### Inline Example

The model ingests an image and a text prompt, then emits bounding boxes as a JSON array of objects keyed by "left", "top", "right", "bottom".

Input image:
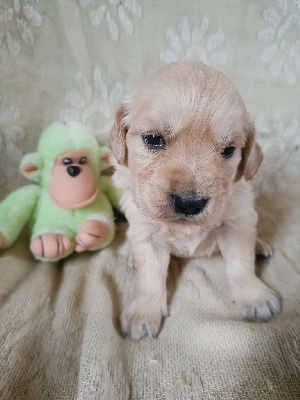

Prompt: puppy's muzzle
[{"left": 170, "top": 193, "right": 208, "bottom": 217}]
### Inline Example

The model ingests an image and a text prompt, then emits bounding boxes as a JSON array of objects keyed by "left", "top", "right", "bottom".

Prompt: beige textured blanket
[{"left": 0, "top": 1, "right": 299, "bottom": 399}]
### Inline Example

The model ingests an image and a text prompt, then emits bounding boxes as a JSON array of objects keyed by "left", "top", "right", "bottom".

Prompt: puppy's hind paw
[
  {"left": 121, "top": 297, "right": 167, "bottom": 340},
  {"left": 255, "top": 237, "right": 273, "bottom": 258}
]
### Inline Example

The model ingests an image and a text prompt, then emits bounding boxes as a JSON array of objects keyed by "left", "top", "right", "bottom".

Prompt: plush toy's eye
[
  {"left": 143, "top": 134, "right": 165, "bottom": 149},
  {"left": 63, "top": 158, "right": 72, "bottom": 165},
  {"left": 79, "top": 157, "right": 87, "bottom": 165},
  {"left": 221, "top": 146, "right": 235, "bottom": 158}
]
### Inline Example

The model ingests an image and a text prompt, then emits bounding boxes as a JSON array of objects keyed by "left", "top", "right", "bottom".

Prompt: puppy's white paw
[
  {"left": 243, "top": 293, "right": 280, "bottom": 321},
  {"left": 255, "top": 237, "right": 273, "bottom": 258},
  {"left": 121, "top": 296, "right": 168, "bottom": 340},
  {"left": 232, "top": 279, "right": 281, "bottom": 322}
]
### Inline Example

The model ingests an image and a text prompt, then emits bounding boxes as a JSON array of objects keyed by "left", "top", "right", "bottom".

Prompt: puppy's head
[{"left": 110, "top": 61, "right": 262, "bottom": 225}]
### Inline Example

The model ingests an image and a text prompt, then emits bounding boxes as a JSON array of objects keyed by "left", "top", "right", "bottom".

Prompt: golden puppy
[{"left": 110, "top": 61, "right": 280, "bottom": 340}]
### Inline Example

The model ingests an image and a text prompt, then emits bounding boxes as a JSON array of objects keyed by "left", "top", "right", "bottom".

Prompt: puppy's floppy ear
[
  {"left": 236, "top": 120, "right": 263, "bottom": 181},
  {"left": 110, "top": 99, "right": 130, "bottom": 165}
]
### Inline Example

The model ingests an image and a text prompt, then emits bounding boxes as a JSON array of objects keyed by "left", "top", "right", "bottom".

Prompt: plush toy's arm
[
  {"left": 98, "top": 176, "right": 123, "bottom": 212},
  {"left": 0, "top": 185, "right": 41, "bottom": 249}
]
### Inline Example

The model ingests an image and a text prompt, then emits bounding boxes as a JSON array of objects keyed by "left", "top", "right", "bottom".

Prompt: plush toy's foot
[
  {"left": 30, "top": 233, "right": 75, "bottom": 261},
  {"left": 76, "top": 220, "right": 108, "bottom": 252},
  {"left": 0, "top": 232, "right": 5, "bottom": 249}
]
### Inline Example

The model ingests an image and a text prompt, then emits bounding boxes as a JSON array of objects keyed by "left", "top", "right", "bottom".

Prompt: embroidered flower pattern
[
  {"left": 60, "top": 68, "right": 123, "bottom": 141},
  {"left": 78, "top": 0, "right": 142, "bottom": 40},
  {"left": 0, "top": 0, "right": 42, "bottom": 56},
  {"left": 255, "top": 110, "right": 300, "bottom": 198},
  {"left": 257, "top": 0, "right": 300, "bottom": 85},
  {"left": 0, "top": 95, "right": 24, "bottom": 188},
  {"left": 160, "top": 17, "right": 228, "bottom": 67}
]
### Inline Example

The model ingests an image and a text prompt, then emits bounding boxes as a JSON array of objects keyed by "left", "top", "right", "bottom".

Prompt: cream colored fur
[{"left": 110, "top": 61, "right": 280, "bottom": 340}]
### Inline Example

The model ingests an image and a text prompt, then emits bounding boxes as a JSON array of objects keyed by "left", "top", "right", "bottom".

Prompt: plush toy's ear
[
  {"left": 98, "top": 146, "right": 112, "bottom": 172},
  {"left": 235, "top": 120, "right": 263, "bottom": 181},
  {"left": 110, "top": 99, "right": 130, "bottom": 165},
  {"left": 20, "top": 152, "right": 43, "bottom": 182}
]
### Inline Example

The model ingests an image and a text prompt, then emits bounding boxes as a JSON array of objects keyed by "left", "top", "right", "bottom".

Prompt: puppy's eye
[
  {"left": 79, "top": 157, "right": 87, "bottom": 165},
  {"left": 221, "top": 146, "right": 235, "bottom": 158},
  {"left": 63, "top": 158, "right": 72, "bottom": 165},
  {"left": 143, "top": 134, "right": 165, "bottom": 149}
]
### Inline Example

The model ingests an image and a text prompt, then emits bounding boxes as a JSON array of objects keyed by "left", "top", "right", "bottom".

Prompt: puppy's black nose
[
  {"left": 67, "top": 165, "right": 81, "bottom": 177},
  {"left": 171, "top": 193, "right": 208, "bottom": 216}
]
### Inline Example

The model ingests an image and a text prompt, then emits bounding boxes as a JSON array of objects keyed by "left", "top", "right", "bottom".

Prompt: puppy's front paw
[
  {"left": 232, "top": 279, "right": 281, "bottom": 322},
  {"left": 121, "top": 296, "right": 168, "bottom": 340},
  {"left": 243, "top": 292, "right": 280, "bottom": 321}
]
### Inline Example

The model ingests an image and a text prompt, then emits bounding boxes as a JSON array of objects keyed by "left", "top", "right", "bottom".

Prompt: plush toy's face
[
  {"left": 20, "top": 121, "right": 112, "bottom": 210},
  {"left": 50, "top": 150, "right": 98, "bottom": 209}
]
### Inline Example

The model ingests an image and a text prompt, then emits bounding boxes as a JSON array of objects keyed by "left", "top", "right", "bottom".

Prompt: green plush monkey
[{"left": 0, "top": 121, "right": 123, "bottom": 261}]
